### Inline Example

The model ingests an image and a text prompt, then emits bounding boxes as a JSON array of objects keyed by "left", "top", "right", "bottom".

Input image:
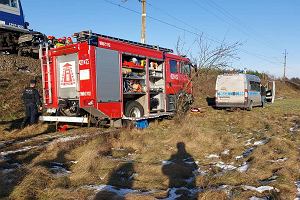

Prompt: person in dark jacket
[
  {"left": 21, "top": 80, "right": 42, "bottom": 128},
  {"left": 261, "top": 84, "right": 267, "bottom": 106}
]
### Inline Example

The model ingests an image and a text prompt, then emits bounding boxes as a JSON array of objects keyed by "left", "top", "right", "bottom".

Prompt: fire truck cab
[{"left": 39, "top": 31, "right": 193, "bottom": 127}]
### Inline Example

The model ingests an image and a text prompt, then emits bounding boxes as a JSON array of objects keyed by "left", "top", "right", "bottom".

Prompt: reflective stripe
[{"left": 217, "top": 91, "right": 245, "bottom": 96}]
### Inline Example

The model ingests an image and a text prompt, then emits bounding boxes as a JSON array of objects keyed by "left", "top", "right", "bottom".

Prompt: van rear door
[{"left": 216, "top": 75, "right": 245, "bottom": 104}]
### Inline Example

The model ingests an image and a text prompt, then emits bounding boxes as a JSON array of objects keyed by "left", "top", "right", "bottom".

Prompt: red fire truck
[{"left": 39, "top": 31, "right": 194, "bottom": 127}]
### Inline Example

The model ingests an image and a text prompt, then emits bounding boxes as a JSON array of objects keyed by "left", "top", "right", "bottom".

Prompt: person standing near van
[
  {"left": 261, "top": 85, "right": 267, "bottom": 106},
  {"left": 21, "top": 80, "right": 42, "bottom": 128}
]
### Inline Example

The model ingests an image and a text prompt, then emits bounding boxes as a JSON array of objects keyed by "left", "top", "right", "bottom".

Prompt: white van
[{"left": 215, "top": 74, "right": 263, "bottom": 110}]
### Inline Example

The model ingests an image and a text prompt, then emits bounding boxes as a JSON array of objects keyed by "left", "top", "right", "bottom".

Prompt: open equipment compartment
[
  {"left": 148, "top": 58, "right": 165, "bottom": 112},
  {"left": 121, "top": 53, "right": 149, "bottom": 118}
]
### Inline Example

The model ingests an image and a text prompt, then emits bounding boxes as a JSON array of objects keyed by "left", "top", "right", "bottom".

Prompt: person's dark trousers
[{"left": 22, "top": 103, "right": 38, "bottom": 128}]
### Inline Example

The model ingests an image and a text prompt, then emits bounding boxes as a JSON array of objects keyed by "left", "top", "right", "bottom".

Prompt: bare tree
[
  {"left": 175, "top": 34, "right": 242, "bottom": 104},
  {"left": 191, "top": 34, "right": 241, "bottom": 70}
]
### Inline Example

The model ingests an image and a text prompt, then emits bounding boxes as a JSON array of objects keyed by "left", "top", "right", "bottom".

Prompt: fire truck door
[
  {"left": 56, "top": 53, "right": 79, "bottom": 99},
  {"left": 179, "top": 62, "right": 191, "bottom": 92}
]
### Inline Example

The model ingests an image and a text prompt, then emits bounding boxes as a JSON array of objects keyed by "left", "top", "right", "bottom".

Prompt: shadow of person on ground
[
  {"left": 2, "top": 118, "right": 24, "bottom": 131},
  {"left": 162, "top": 142, "right": 199, "bottom": 200},
  {"left": 94, "top": 162, "right": 135, "bottom": 200}
]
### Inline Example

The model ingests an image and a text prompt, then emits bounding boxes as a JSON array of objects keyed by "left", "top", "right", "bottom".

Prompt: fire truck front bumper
[{"left": 39, "top": 116, "right": 89, "bottom": 123}]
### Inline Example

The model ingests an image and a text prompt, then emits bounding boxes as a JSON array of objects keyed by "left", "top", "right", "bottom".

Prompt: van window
[
  {"left": 170, "top": 60, "right": 177, "bottom": 73},
  {"left": 250, "top": 81, "right": 260, "bottom": 91},
  {"left": 180, "top": 62, "right": 191, "bottom": 76}
]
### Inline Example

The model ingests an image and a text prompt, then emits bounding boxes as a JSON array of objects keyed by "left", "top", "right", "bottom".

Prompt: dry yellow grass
[{"left": 1, "top": 67, "right": 299, "bottom": 200}]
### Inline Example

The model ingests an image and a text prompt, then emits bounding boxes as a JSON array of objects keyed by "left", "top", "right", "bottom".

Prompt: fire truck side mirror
[
  {"left": 192, "top": 65, "right": 198, "bottom": 77},
  {"left": 88, "top": 36, "right": 98, "bottom": 46}
]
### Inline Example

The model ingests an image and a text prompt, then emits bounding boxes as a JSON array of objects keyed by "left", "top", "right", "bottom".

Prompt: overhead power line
[
  {"left": 103, "top": 0, "right": 281, "bottom": 65},
  {"left": 192, "top": 0, "right": 280, "bottom": 54}
]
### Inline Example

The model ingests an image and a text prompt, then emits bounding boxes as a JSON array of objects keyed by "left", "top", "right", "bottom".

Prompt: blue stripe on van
[
  {"left": 248, "top": 91, "right": 260, "bottom": 96},
  {"left": 217, "top": 92, "right": 245, "bottom": 96}
]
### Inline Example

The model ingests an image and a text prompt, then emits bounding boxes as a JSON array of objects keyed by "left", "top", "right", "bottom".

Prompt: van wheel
[
  {"left": 247, "top": 101, "right": 253, "bottom": 111},
  {"left": 125, "top": 101, "right": 144, "bottom": 118}
]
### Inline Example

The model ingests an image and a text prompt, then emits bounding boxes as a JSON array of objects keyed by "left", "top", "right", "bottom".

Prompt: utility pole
[
  {"left": 123, "top": 0, "right": 146, "bottom": 43},
  {"left": 140, "top": 0, "right": 146, "bottom": 43},
  {"left": 283, "top": 49, "right": 287, "bottom": 81}
]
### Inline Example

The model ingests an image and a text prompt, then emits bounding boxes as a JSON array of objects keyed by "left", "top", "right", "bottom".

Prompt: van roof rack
[{"left": 73, "top": 31, "right": 173, "bottom": 53}]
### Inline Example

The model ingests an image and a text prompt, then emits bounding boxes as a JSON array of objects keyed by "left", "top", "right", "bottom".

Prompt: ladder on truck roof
[
  {"left": 74, "top": 31, "right": 174, "bottom": 53},
  {"left": 39, "top": 43, "right": 52, "bottom": 104}
]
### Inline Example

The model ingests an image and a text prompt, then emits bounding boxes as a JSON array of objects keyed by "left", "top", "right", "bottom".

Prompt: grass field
[
  {"left": 1, "top": 53, "right": 300, "bottom": 200},
  {"left": 0, "top": 97, "right": 299, "bottom": 200}
]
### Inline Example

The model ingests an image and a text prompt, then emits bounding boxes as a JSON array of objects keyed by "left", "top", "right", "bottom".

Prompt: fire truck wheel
[{"left": 125, "top": 101, "right": 144, "bottom": 118}]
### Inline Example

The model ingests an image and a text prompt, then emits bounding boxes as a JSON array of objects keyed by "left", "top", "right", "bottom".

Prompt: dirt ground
[{"left": 0, "top": 55, "right": 300, "bottom": 200}]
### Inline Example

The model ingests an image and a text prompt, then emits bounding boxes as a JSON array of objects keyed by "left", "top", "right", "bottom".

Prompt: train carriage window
[
  {"left": 170, "top": 60, "right": 177, "bottom": 73},
  {"left": 0, "top": 0, "right": 10, "bottom": 6},
  {"left": 11, "top": 0, "right": 17, "bottom": 7},
  {"left": 0, "top": 0, "right": 17, "bottom": 7}
]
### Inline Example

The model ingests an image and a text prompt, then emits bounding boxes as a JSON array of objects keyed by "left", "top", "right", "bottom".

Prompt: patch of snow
[
  {"left": 1, "top": 168, "right": 15, "bottom": 174},
  {"left": 162, "top": 159, "right": 198, "bottom": 166},
  {"left": 86, "top": 184, "right": 158, "bottom": 197},
  {"left": 162, "top": 160, "right": 174, "bottom": 165},
  {"left": 87, "top": 185, "right": 138, "bottom": 196},
  {"left": 0, "top": 163, "right": 21, "bottom": 174},
  {"left": 222, "top": 149, "right": 230, "bottom": 155},
  {"left": 206, "top": 154, "right": 220, "bottom": 159},
  {"left": 295, "top": 181, "right": 300, "bottom": 200},
  {"left": 197, "top": 168, "right": 207, "bottom": 175},
  {"left": 269, "top": 157, "right": 288, "bottom": 163},
  {"left": 0, "top": 145, "right": 38, "bottom": 157},
  {"left": 237, "top": 162, "right": 249, "bottom": 173},
  {"left": 0, "top": 142, "right": 5, "bottom": 148},
  {"left": 242, "top": 147, "right": 255, "bottom": 158},
  {"left": 49, "top": 162, "right": 71, "bottom": 177},
  {"left": 216, "top": 161, "right": 236, "bottom": 171},
  {"left": 217, "top": 185, "right": 233, "bottom": 197},
  {"left": 245, "top": 138, "right": 254, "bottom": 146},
  {"left": 249, "top": 197, "right": 268, "bottom": 200},
  {"left": 56, "top": 136, "right": 81, "bottom": 143},
  {"left": 184, "top": 177, "right": 195, "bottom": 184},
  {"left": 242, "top": 185, "right": 280, "bottom": 193},
  {"left": 290, "top": 123, "right": 300, "bottom": 133},
  {"left": 163, "top": 187, "right": 200, "bottom": 200},
  {"left": 235, "top": 155, "right": 243, "bottom": 160},
  {"left": 111, "top": 147, "right": 126, "bottom": 151},
  {"left": 259, "top": 175, "right": 278, "bottom": 185},
  {"left": 253, "top": 139, "right": 269, "bottom": 146},
  {"left": 164, "top": 188, "right": 182, "bottom": 200}
]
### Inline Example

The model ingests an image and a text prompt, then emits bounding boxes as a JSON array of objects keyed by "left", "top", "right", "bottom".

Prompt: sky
[{"left": 22, "top": 0, "right": 299, "bottom": 78}]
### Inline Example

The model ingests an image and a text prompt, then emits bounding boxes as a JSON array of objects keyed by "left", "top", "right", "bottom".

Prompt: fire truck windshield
[{"left": 181, "top": 62, "right": 191, "bottom": 76}]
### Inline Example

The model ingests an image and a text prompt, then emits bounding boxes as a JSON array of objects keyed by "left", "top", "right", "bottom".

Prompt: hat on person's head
[{"left": 30, "top": 79, "right": 37, "bottom": 84}]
